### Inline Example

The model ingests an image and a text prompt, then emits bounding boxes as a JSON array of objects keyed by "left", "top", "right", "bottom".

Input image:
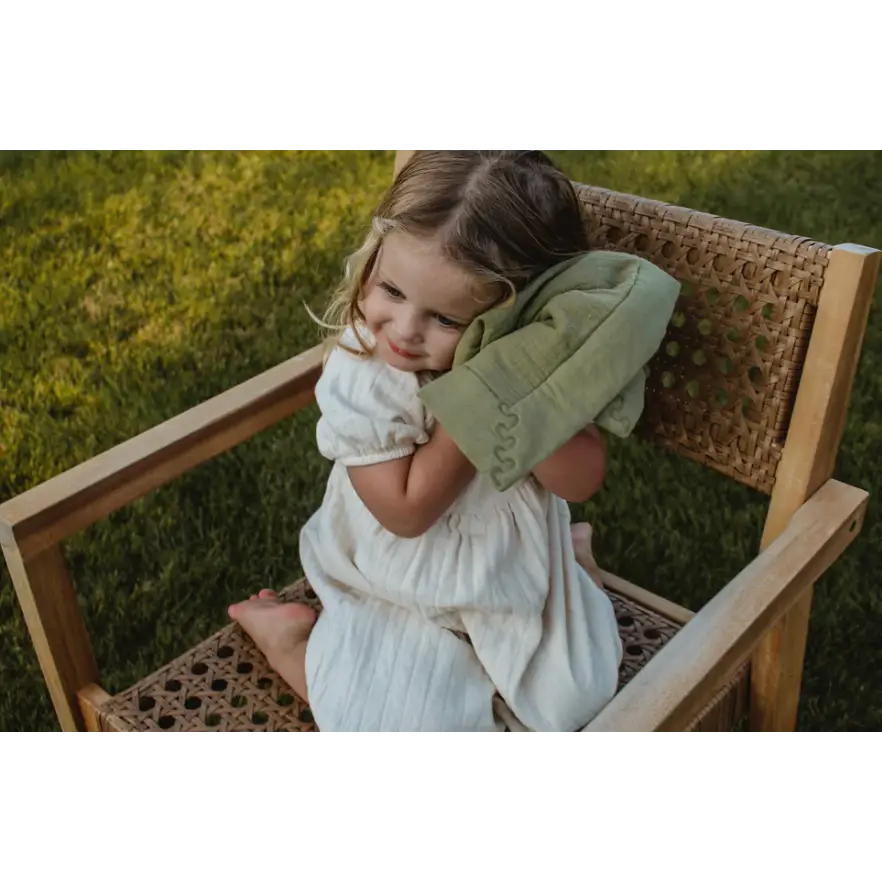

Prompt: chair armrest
[
  {"left": 584, "top": 479, "right": 868, "bottom": 731},
  {"left": 0, "top": 345, "right": 323, "bottom": 560}
]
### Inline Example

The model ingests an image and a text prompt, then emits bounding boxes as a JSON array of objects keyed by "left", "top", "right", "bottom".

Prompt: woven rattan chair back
[{"left": 576, "top": 184, "right": 830, "bottom": 494}]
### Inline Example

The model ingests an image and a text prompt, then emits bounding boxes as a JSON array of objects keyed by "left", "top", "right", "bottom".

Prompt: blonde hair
[{"left": 312, "top": 151, "right": 590, "bottom": 357}]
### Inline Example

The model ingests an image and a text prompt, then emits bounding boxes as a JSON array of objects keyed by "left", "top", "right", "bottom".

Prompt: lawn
[{"left": 1, "top": 150, "right": 880, "bottom": 731}]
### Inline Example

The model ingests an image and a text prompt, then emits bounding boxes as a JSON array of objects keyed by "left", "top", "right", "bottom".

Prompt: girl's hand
[{"left": 532, "top": 426, "right": 606, "bottom": 503}]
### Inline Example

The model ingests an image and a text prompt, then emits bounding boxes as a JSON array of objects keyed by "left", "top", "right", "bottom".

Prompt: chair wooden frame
[{"left": 1, "top": 151, "right": 878, "bottom": 732}]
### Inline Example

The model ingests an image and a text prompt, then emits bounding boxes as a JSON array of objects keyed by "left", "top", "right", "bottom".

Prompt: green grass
[{"left": 1, "top": 150, "right": 880, "bottom": 731}]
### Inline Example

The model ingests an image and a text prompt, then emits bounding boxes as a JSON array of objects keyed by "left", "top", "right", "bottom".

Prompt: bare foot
[
  {"left": 571, "top": 522, "right": 604, "bottom": 587},
  {"left": 228, "top": 589, "right": 317, "bottom": 701}
]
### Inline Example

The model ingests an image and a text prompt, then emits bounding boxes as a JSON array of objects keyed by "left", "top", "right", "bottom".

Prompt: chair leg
[
  {"left": 748, "top": 246, "right": 880, "bottom": 731},
  {"left": 749, "top": 587, "right": 814, "bottom": 731},
  {"left": 3, "top": 542, "right": 99, "bottom": 731}
]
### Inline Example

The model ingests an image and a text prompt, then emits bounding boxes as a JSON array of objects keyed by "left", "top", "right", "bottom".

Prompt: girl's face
[{"left": 361, "top": 230, "right": 494, "bottom": 373}]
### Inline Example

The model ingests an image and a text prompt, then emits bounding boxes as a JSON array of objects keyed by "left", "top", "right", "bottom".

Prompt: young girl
[{"left": 228, "top": 151, "right": 624, "bottom": 731}]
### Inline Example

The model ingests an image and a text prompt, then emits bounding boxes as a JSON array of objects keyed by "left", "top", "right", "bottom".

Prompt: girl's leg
[
  {"left": 303, "top": 595, "right": 502, "bottom": 731},
  {"left": 228, "top": 590, "right": 316, "bottom": 702},
  {"left": 463, "top": 511, "right": 620, "bottom": 732}
]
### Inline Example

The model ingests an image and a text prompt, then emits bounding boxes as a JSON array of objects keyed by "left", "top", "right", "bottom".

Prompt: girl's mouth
[{"left": 388, "top": 340, "right": 420, "bottom": 359}]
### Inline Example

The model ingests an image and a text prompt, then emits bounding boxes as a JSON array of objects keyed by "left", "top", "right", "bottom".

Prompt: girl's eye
[
  {"left": 382, "top": 284, "right": 404, "bottom": 300},
  {"left": 436, "top": 314, "right": 461, "bottom": 329}
]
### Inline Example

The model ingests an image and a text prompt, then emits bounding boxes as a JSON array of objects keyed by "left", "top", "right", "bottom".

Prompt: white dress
[{"left": 298, "top": 330, "right": 624, "bottom": 731}]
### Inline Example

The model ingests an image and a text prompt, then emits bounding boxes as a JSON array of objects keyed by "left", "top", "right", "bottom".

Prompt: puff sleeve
[{"left": 315, "top": 344, "right": 431, "bottom": 467}]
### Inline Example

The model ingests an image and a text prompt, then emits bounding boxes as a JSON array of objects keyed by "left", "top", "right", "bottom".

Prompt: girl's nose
[{"left": 395, "top": 309, "right": 423, "bottom": 343}]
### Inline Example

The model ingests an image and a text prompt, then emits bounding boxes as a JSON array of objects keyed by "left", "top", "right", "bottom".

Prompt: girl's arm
[
  {"left": 531, "top": 426, "right": 606, "bottom": 503},
  {"left": 347, "top": 423, "right": 476, "bottom": 539},
  {"left": 349, "top": 422, "right": 604, "bottom": 536}
]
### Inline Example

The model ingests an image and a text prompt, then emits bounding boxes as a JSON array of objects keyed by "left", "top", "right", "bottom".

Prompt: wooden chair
[{"left": 1, "top": 151, "right": 877, "bottom": 732}]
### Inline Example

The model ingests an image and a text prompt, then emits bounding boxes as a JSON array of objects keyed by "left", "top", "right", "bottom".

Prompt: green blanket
[{"left": 418, "top": 250, "right": 680, "bottom": 491}]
